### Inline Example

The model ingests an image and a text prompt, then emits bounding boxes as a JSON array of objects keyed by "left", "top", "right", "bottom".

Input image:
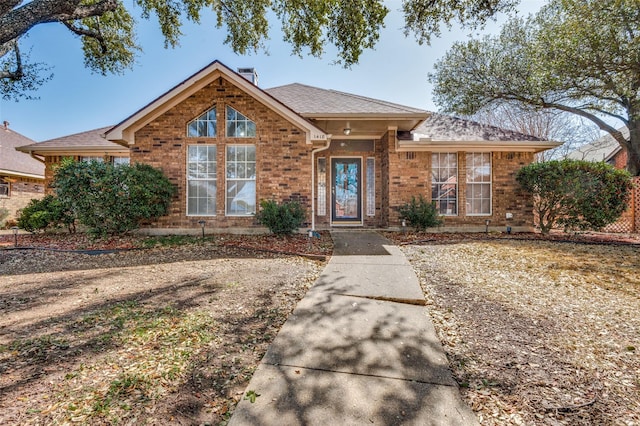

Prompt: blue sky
[{"left": 1, "top": 1, "right": 544, "bottom": 141}]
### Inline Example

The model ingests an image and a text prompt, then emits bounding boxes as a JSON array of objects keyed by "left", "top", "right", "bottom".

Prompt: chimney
[
  {"left": 2, "top": 121, "right": 8, "bottom": 131},
  {"left": 237, "top": 68, "right": 258, "bottom": 86}
]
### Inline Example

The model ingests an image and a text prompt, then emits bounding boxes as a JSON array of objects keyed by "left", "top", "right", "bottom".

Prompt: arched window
[
  {"left": 188, "top": 107, "right": 217, "bottom": 137},
  {"left": 226, "top": 106, "right": 256, "bottom": 137}
]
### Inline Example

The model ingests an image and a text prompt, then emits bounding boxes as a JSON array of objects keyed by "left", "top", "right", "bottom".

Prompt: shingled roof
[
  {"left": 265, "top": 83, "right": 428, "bottom": 117},
  {"left": 16, "top": 126, "right": 128, "bottom": 156},
  {"left": 567, "top": 127, "right": 628, "bottom": 162},
  {"left": 0, "top": 126, "right": 44, "bottom": 178},
  {"left": 412, "top": 113, "right": 542, "bottom": 142}
]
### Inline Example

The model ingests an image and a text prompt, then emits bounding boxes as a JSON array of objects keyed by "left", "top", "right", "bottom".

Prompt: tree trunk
[{"left": 628, "top": 119, "right": 640, "bottom": 177}]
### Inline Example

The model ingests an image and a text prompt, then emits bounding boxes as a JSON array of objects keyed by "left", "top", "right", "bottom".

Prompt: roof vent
[{"left": 237, "top": 68, "right": 258, "bottom": 86}]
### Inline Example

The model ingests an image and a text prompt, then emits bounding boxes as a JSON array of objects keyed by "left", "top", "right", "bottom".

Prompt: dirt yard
[
  {"left": 1, "top": 232, "right": 639, "bottom": 425},
  {"left": 401, "top": 239, "right": 640, "bottom": 425},
  {"left": 0, "top": 235, "right": 329, "bottom": 425}
]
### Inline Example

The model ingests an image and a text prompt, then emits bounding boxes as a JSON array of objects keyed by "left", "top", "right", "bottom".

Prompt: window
[
  {"left": 0, "top": 179, "right": 9, "bottom": 197},
  {"left": 317, "top": 158, "right": 327, "bottom": 216},
  {"left": 112, "top": 157, "right": 130, "bottom": 166},
  {"left": 80, "top": 156, "right": 104, "bottom": 163},
  {"left": 187, "top": 145, "right": 217, "bottom": 216},
  {"left": 188, "top": 107, "right": 217, "bottom": 137},
  {"left": 226, "top": 145, "right": 256, "bottom": 215},
  {"left": 431, "top": 153, "right": 458, "bottom": 215},
  {"left": 226, "top": 106, "right": 256, "bottom": 137},
  {"left": 466, "top": 152, "right": 492, "bottom": 215},
  {"left": 366, "top": 157, "right": 375, "bottom": 216}
]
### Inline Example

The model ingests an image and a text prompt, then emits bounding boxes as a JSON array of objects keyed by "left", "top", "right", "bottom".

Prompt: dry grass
[
  {"left": 403, "top": 240, "right": 640, "bottom": 425},
  {"left": 0, "top": 244, "right": 325, "bottom": 425}
]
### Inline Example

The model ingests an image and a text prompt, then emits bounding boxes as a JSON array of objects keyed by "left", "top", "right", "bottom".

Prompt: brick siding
[
  {"left": 33, "top": 78, "right": 541, "bottom": 233},
  {"left": 130, "top": 74, "right": 312, "bottom": 229},
  {"left": 0, "top": 178, "right": 45, "bottom": 221}
]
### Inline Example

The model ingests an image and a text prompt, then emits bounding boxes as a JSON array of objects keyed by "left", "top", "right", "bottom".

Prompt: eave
[
  {"left": 104, "top": 61, "right": 328, "bottom": 146},
  {"left": 16, "top": 145, "right": 129, "bottom": 156},
  {"left": 398, "top": 139, "right": 562, "bottom": 153},
  {"left": 0, "top": 169, "right": 44, "bottom": 180}
]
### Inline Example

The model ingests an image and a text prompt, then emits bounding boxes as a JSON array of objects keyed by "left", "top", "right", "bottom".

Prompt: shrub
[
  {"left": 517, "top": 159, "right": 633, "bottom": 234},
  {"left": 16, "top": 195, "right": 74, "bottom": 233},
  {"left": 255, "top": 199, "right": 306, "bottom": 235},
  {"left": 398, "top": 195, "right": 443, "bottom": 231},
  {"left": 52, "top": 160, "right": 176, "bottom": 237}
]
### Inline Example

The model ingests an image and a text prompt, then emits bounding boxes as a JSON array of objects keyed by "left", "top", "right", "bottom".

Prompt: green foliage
[
  {"left": 52, "top": 160, "right": 176, "bottom": 237},
  {"left": 398, "top": 195, "right": 442, "bottom": 231},
  {"left": 516, "top": 159, "right": 633, "bottom": 234},
  {"left": 3, "top": 0, "right": 523, "bottom": 99},
  {"left": 255, "top": 199, "right": 306, "bottom": 236},
  {"left": 16, "top": 195, "right": 74, "bottom": 233},
  {"left": 429, "top": 0, "right": 640, "bottom": 175},
  {"left": 244, "top": 390, "right": 260, "bottom": 403}
]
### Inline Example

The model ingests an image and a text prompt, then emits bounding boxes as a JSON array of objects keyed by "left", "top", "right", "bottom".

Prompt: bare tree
[{"left": 472, "top": 102, "right": 601, "bottom": 161}]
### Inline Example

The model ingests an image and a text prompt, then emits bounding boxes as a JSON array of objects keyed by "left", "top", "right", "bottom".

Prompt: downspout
[{"left": 311, "top": 138, "right": 331, "bottom": 232}]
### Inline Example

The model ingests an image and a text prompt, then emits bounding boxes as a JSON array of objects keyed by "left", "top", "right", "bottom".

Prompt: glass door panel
[{"left": 332, "top": 158, "right": 361, "bottom": 222}]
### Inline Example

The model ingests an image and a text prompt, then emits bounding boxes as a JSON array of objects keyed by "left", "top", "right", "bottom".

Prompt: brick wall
[
  {"left": 386, "top": 148, "right": 536, "bottom": 230},
  {"left": 0, "top": 178, "right": 45, "bottom": 221},
  {"left": 131, "top": 74, "right": 312, "bottom": 229}
]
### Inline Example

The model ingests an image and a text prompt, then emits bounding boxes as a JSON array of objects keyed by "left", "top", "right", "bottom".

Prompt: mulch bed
[
  {"left": 384, "top": 230, "right": 640, "bottom": 247},
  {"left": 0, "top": 232, "right": 333, "bottom": 258}
]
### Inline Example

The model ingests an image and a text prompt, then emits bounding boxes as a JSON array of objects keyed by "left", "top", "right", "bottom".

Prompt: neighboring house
[
  {"left": 17, "top": 60, "right": 559, "bottom": 233},
  {"left": 568, "top": 128, "right": 639, "bottom": 233},
  {"left": 0, "top": 123, "right": 45, "bottom": 222},
  {"left": 18, "top": 126, "right": 130, "bottom": 184},
  {"left": 568, "top": 127, "right": 630, "bottom": 170}
]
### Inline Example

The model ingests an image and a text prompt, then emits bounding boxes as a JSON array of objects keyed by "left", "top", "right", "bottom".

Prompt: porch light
[
  {"left": 198, "top": 220, "right": 206, "bottom": 239},
  {"left": 484, "top": 219, "right": 491, "bottom": 234},
  {"left": 343, "top": 121, "right": 351, "bottom": 136},
  {"left": 11, "top": 226, "right": 18, "bottom": 247}
]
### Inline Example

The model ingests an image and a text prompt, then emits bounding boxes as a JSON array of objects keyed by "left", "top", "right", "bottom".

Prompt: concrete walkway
[{"left": 229, "top": 231, "right": 478, "bottom": 426}]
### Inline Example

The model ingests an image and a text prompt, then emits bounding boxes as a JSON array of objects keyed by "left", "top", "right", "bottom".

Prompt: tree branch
[
  {"left": 0, "top": 40, "right": 23, "bottom": 80},
  {"left": 0, "top": 0, "right": 118, "bottom": 45},
  {"left": 541, "top": 101, "right": 629, "bottom": 148},
  {"left": 0, "top": 0, "right": 21, "bottom": 18},
  {"left": 63, "top": 20, "right": 108, "bottom": 53}
]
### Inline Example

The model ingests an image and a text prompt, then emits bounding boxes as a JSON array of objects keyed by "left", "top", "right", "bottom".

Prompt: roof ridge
[
  {"left": 328, "top": 88, "right": 428, "bottom": 113},
  {"left": 445, "top": 113, "right": 543, "bottom": 141},
  {"left": 266, "top": 83, "right": 428, "bottom": 114}
]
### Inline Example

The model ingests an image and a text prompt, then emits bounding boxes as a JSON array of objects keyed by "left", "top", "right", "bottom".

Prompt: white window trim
[
  {"left": 225, "top": 144, "right": 256, "bottom": 217},
  {"left": 366, "top": 157, "right": 375, "bottom": 217},
  {"left": 186, "top": 144, "right": 217, "bottom": 217},
  {"left": 431, "top": 152, "right": 458, "bottom": 216},
  {"left": 465, "top": 152, "right": 492, "bottom": 216},
  {"left": 225, "top": 106, "right": 257, "bottom": 138},
  {"left": 187, "top": 107, "right": 217, "bottom": 138}
]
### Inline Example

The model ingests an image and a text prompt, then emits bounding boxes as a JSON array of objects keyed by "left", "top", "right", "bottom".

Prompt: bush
[
  {"left": 398, "top": 195, "right": 443, "bottom": 231},
  {"left": 517, "top": 159, "right": 633, "bottom": 234},
  {"left": 52, "top": 160, "right": 176, "bottom": 237},
  {"left": 17, "top": 195, "right": 74, "bottom": 233},
  {"left": 255, "top": 199, "right": 306, "bottom": 235}
]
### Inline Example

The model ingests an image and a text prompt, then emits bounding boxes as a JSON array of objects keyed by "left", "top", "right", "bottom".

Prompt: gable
[{"left": 105, "top": 61, "right": 327, "bottom": 146}]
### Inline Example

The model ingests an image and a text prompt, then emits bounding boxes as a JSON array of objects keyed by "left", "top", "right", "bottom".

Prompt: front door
[{"left": 331, "top": 158, "right": 362, "bottom": 223}]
